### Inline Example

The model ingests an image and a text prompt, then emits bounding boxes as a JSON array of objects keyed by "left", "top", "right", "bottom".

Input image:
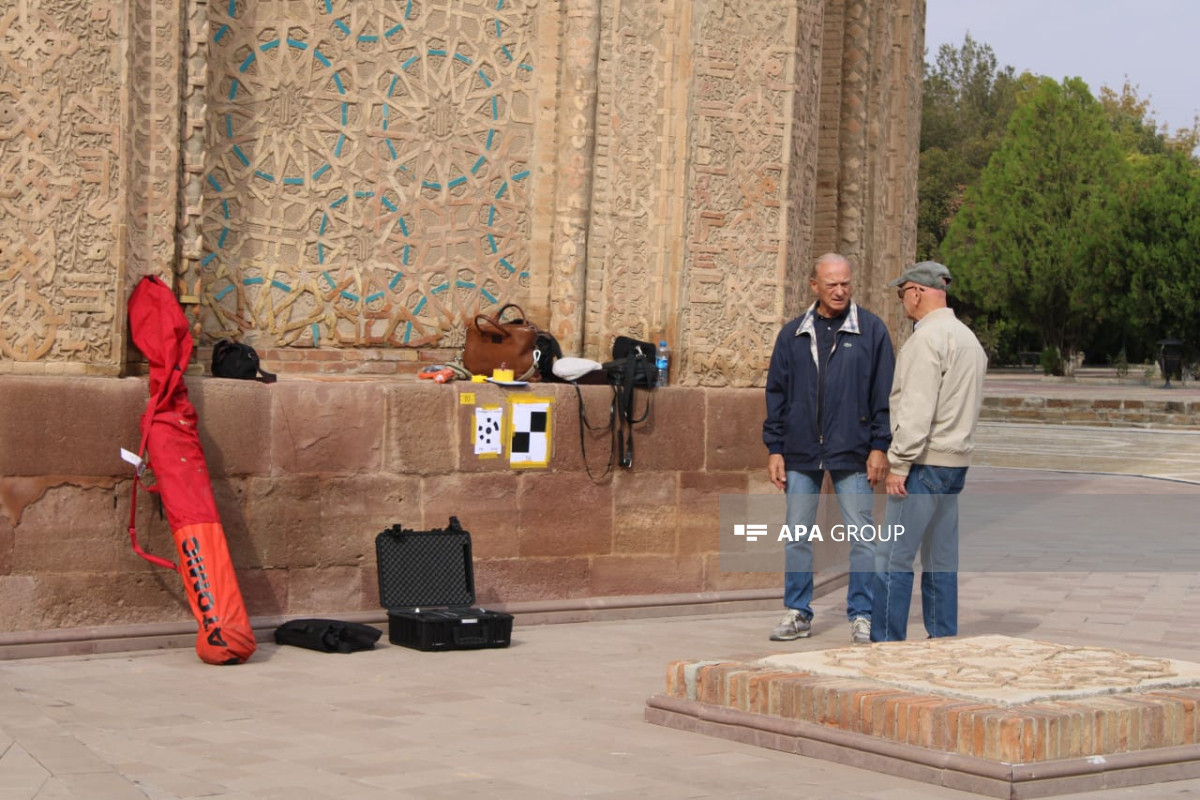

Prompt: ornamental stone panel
[{"left": 0, "top": 0, "right": 924, "bottom": 384}]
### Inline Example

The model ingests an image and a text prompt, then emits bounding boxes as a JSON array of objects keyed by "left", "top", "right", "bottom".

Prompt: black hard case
[{"left": 375, "top": 518, "right": 513, "bottom": 651}]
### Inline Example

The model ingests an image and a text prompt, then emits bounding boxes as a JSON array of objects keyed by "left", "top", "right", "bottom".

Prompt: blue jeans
[
  {"left": 784, "top": 470, "right": 876, "bottom": 622},
  {"left": 870, "top": 464, "right": 967, "bottom": 642}
]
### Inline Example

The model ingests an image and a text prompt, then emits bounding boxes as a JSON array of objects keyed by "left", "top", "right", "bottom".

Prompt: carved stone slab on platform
[{"left": 760, "top": 634, "right": 1200, "bottom": 705}]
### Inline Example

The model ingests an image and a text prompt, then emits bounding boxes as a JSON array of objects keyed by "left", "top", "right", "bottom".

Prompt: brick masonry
[{"left": 662, "top": 658, "right": 1200, "bottom": 763}]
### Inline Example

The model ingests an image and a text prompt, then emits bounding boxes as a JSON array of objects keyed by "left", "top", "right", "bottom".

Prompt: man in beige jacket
[{"left": 871, "top": 261, "right": 988, "bottom": 642}]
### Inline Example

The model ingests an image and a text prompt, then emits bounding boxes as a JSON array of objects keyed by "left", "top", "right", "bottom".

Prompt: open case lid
[{"left": 375, "top": 518, "right": 475, "bottom": 609}]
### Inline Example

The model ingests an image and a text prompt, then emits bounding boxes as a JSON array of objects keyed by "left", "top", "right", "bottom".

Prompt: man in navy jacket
[{"left": 763, "top": 253, "right": 895, "bottom": 644}]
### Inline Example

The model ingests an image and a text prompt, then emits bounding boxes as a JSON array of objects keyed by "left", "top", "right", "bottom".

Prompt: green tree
[
  {"left": 1099, "top": 81, "right": 1200, "bottom": 157},
  {"left": 941, "top": 76, "right": 1129, "bottom": 356},
  {"left": 917, "top": 34, "right": 1019, "bottom": 260},
  {"left": 1102, "top": 150, "right": 1200, "bottom": 357}
]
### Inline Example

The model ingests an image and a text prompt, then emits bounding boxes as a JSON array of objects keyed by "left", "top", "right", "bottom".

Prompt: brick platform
[{"left": 647, "top": 636, "right": 1200, "bottom": 798}]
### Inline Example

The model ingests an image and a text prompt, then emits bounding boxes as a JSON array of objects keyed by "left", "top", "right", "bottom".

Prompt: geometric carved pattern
[
  {"left": 201, "top": 0, "right": 539, "bottom": 348},
  {"left": 680, "top": 0, "right": 796, "bottom": 387},
  {"left": 822, "top": 638, "right": 1177, "bottom": 696},
  {"left": 588, "top": 0, "right": 675, "bottom": 354},
  {"left": 0, "top": 0, "right": 122, "bottom": 368}
]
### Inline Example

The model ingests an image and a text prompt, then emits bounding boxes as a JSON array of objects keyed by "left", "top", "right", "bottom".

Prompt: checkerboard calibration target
[{"left": 509, "top": 401, "right": 550, "bottom": 467}]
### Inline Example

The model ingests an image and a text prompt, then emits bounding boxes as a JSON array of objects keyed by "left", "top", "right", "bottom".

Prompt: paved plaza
[{"left": 5, "top": 381, "right": 1200, "bottom": 799}]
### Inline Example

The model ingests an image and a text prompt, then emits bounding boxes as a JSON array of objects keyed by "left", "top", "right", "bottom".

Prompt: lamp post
[{"left": 1157, "top": 339, "right": 1183, "bottom": 389}]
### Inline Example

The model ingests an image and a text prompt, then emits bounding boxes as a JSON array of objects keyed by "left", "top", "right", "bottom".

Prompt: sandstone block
[
  {"left": 210, "top": 477, "right": 251, "bottom": 559},
  {"left": 0, "top": 514, "right": 11, "bottom": 575},
  {"left": 320, "top": 474, "right": 421, "bottom": 566},
  {"left": 472, "top": 556, "right": 590, "bottom": 603},
  {"left": 588, "top": 554, "right": 703, "bottom": 596},
  {"left": 33, "top": 573, "right": 191, "bottom": 629},
  {"left": 678, "top": 472, "right": 748, "bottom": 555},
  {"left": 244, "top": 475, "right": 321, "bottom": 568},
  {"left": 287, "top": 566, "right": 364, "bottom": 614},
  {"left": 13, "top": 483, "right": 123, "bottom": 574},
  {"left": 626, "top": 388, "right": 706, "bottom": 471},
  {"left": 190, "top": 377, "right": 272, "bottom": 476},
  {"left": 0, "top": 576, "right": 36, "bottom": 632},
  {"left": 550, "top": 383, "right": 616, "bottom": 474},
  {"left": 271, "top": 382, "right": 385, "bottom": 474},
  {"left": 517, "top": 473, "right": 613, "bottom": 556},
  {"left": 706, "top": 388, "right": 767, "bottom": 471},
  {"left": 613, "top": 471, "right": 677, "bottom": 553},
  {"left": 237, "top": 567, "right": 287, "bottom": 617},
  {"left": 421, "top": 474, "right": 519, "bottom": 559},
  {"left": 0, "top": 377, "right": 142, "bottom": 477},
  {"left": 386, "top": 383, "right": 458, "bottom": 474},
  {"left": 701, "top": 556, "right": 778, "bottom": 592}
]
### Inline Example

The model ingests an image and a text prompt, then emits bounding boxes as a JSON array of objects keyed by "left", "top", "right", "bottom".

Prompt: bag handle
[
  {"left": 573, "top": 383, "right": 616, "bottom": 482},
  {"left": 127, "top": 363, "right": 186, "bottom": 571},
  {"left": 472, "top": 303, "right": 531, "bottom": 338}
]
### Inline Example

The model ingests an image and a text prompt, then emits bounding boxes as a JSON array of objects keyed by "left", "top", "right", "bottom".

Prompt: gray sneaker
[
  {"left": 769, "top": 609, "right": 811, "bottom": 641},
  {"left": 850, "top": 617, "right": 871, "bottom": 644}
]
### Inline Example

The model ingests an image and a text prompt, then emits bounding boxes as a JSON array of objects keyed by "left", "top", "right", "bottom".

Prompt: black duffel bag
[{"left": 273, "top": 618, "right": 382, "bottom": 653}]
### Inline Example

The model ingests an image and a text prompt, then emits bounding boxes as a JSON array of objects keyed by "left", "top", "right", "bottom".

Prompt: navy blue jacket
[{"left": 763, "top": 301, "right": 895, "bottom": 471}]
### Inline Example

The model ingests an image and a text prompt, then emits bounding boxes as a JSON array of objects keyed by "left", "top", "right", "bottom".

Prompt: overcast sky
[{"left": 924, "top": 0, "right": 1200, "bottom": 134}]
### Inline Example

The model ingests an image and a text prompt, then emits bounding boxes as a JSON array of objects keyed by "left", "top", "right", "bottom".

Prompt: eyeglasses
[{"left": 896, "top": 285, "right": 923, "bottom": 301}]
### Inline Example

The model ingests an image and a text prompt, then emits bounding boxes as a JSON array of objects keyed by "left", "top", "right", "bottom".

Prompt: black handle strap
[
  {"left": 614, "top": 355, "right": 650, "bottom": 469},
  {"left": 573, "top": 383, "right": 616, "bottom": 482}
]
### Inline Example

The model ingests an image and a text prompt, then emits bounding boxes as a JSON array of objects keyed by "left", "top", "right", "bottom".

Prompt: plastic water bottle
[{"left": 655, "top": 340, "right": 670, "bottom": 387}]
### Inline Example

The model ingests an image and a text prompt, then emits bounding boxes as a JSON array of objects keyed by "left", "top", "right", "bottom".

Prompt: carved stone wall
[
  {"left": 679, "top": 0, "right": 822, "bottom": 387},
  {"left": 816, "top": 0, "right": 924, "bottom": 336},
  {"left": 0, "top": 0, "right": 924, "bottom": 382},
  {"left": 585, "top": 0, "right": 689, "bottom": 359},
  {"left": 0, "top": 0, "right": 130, "bottom": 374},
  {"left": 198, "top": 0, "right": 546, "bottom": 351}
]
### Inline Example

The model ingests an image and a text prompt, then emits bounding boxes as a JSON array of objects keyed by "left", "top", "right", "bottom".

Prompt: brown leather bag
[{"left": 463, "top": 304, "right": 540, "bottom": 378}]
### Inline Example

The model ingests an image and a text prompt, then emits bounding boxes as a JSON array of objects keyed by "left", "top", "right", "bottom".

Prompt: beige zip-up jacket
[{"left": 887, "top": 307, "right": 988, "bottom": 477}]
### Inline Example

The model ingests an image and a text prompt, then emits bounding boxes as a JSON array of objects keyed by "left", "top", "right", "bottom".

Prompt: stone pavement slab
[
  {"left": 973, "top": 422, "right": 1200, "bottom": 482},
  {"left": 6, "top": 564, "right": 1200, "bottom": 799}
]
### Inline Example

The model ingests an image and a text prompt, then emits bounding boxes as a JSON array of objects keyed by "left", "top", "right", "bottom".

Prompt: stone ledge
[
  {"left": 0, "top": 589, "right": 786, "bottom": 660},
  {"left": 645, "top": 694, "right": 1200, "bottom": 799},
  {"left": 979, "top": 396, "right": 1200, "bottom": 430}
]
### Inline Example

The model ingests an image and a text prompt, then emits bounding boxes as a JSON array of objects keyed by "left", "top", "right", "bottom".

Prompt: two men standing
[{"left": 763, "top": 256, "right": 986, "bottom": 644}]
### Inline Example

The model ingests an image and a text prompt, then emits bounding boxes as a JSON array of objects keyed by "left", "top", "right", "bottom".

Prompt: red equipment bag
[{"left": 127, "top": 276, "right": 257, "bottom": 665}]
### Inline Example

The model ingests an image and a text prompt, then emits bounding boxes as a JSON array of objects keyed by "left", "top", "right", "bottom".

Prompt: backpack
[{"left": 212, "top": 339, "right": 277, "bottom": 382}]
